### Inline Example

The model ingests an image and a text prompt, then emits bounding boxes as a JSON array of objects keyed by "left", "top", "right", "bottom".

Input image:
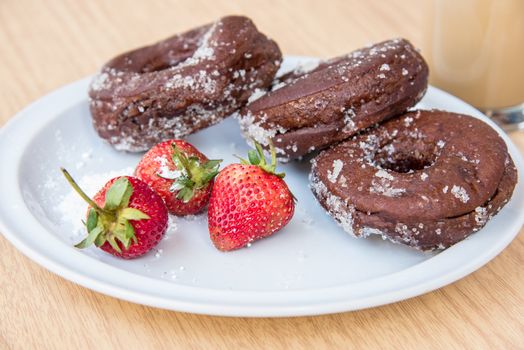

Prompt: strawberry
[
  {"left": 61, "top": 168, "right": 168, "bottom": 259},
  {"left": 135, "top": 140, "right": 221, "bottom": 216},
  {"left": 207, "top": 141, "right": 295, "bottom": 251}
]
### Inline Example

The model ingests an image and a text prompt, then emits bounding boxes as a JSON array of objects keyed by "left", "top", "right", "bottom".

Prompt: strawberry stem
[
  {"left": 270, "top": 141, "right": 277, "bottom": 171},
  {"left": 171, "top": 145, "right": 193, "bottom": 178},
  {"left": 61, "top": 168, "right": 111, "bottom": 215},
  {"left": 243, "top": 139, "right": 285, "bottom": 178}
]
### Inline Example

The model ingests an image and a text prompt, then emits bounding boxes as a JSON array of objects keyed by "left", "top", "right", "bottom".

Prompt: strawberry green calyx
[
  {"left": 238, "top": 139, "right": 285, "bottom": 178},
  {"left": 61, "top": 168, "right": 149, "bottom": 253},
  {"left": 158, "top": 144, "right": 222, "bottom": 203}
]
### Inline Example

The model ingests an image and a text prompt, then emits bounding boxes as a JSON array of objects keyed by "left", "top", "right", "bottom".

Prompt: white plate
[{"left": 1, "top": 56, "right": 523, "bottom": 317}]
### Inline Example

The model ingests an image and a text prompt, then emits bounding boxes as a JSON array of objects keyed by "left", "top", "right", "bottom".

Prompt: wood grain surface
[{"left": 1, "top": 1, "right": 523, "bottom": 349}]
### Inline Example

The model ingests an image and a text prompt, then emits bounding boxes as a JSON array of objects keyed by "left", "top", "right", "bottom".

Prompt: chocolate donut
[
  {"left": 310, "top": 110, "right": 517, "bottom": 251},
  {"left": 89, "top": 16, "right": 282, "bottom": 151},
  {"left": 237, "top": 38, "right": 428, "bottom": 161}
]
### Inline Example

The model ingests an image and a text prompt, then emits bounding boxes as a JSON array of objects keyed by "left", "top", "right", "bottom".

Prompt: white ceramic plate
[{"left": 1, "top": 56, "right": 523, "bottom": 317}]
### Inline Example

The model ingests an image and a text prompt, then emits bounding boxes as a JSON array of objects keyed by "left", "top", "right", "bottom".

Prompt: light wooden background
[{"left": 1, "top": 1, "right": 523, "bottom": 349}]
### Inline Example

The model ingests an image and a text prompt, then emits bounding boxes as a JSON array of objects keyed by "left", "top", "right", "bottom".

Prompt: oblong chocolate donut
[
  {"left": 310, "top": 110, "right": 517, "bottom": 251},
  {"left": 89, "top": 16, "right": 282, "bottom": 151},
  {"left": 238, "top": 38, "right": 428, "bottom": 161}
]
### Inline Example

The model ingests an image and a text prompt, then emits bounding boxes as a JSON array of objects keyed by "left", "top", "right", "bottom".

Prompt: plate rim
[{"left": 1, "top": 56, "right": 523, "bottom": 317}]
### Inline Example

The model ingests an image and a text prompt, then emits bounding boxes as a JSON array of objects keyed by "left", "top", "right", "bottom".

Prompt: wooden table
[{"left": 1, "top": 1, "right": 523, "bottom": 348}]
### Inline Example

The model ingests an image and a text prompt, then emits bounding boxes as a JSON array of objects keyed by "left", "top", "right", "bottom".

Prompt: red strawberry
[
  {"left": 208, "top": 141, "right": 295, "bottom": 251},
  {"left": 135, "top": 140, "right": 221, "bottom": 216},
  {"left": 61, "top": 168, "right": 168, "bottom": 259}
]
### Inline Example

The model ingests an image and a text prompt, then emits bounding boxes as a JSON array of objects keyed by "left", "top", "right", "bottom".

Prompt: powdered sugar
[
  {"left": 327, "top": 159, "right": 344, "bottom": 183},
  {"left": 237, "top": 111, "right": 288, "bottom": 159},
  {"left": 403, "top": 116, "right": 413, "bottom": 126},
  {"left": 155, "top": 155, "right": 183, "bottom": 179},
  {"left": 375, "top": 169, "right": 394, "bottom": 181},
  {"left": 393, "top": 223, "right": 420, "bottom": 246},
  {"left": 370, "top": 178, "right": 405, "bottom": 197},
  {"left": 176, "top": 22, "right": 217, "bottom": 68},
  {"left": 165, "top": 70, "right": 217, "bottom": 94},
  {"left": 474, "top": 206, "right": 488, "bottom": 225},
  {"left": 271, "top": 81, "right": 287, "bottom": 91},
  {"left": 371, "top": 169, "right": 404, "bottom": 197},
  {"left": 247, "top": 88, "right": 267, "bottom": 104},
  {"left": 90, "top": 68, "right": 129, "bottom": 92},
  {"left": 359, "top": 227, "right": 387, "bottom": 240},
  {"left": 451, "top": 185, "right": 470, "bottom": 203},
  {"left": 293, "top": 60, "right": 320, "bottom": 75},
  {"left": 338, "top": 174, "right": 348, "bottom": 188},
  {"left": 309, "top": 172, "right": 355, "bottom": 236},
  {"left": 342, "top": 108, "right": 357, "bottom": 133},
  {"left": 90, "top": 72, "right": 109, "bottom": 91}
]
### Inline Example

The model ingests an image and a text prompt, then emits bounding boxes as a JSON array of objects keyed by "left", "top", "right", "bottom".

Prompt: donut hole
[
  {"left": 140, "top": 57, "right": 182, "bottom": 73},
  {"left": 374, "top": 139, "right": 437, "bottom": 173},
  {"left": 110, "top": 44, "right": 198, "bottom": 74},
  {"left": 139, "top": 49, "right": 196, "bottom": 73}
]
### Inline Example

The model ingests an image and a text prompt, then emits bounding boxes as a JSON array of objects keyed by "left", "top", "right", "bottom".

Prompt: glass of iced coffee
[{"left": 425, "top": 0, "right": 524, "bottom": 130}]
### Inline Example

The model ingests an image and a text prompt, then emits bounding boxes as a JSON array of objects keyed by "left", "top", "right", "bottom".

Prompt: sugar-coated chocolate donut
[
  {"left": 89, "top": 16, "right": 282, "bottom": 151},
  {"left": 310, "top": 110, "right": 517, "bottom": 251},
  {"left": 237, "top": 39, "right": 428, "bottom": 162}
]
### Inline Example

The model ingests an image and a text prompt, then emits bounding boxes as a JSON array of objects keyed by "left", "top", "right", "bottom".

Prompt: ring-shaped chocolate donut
[
  {"left": 89, "top": 16, "right": 282, "bottom": 151},
  {"left": 310, "top": 110, "right": 517, "bottom": 250},
  {"left": 238, "top": 38, "right": 428, "bottom": 162}
]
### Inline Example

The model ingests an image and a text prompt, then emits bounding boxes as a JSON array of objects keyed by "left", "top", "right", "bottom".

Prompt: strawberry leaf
[
  {"left": 170, "top": 176, "right": 194, "bottom": 193},
  {"left": 130, "top": 222, "right": 138, "bottom": 245},
  {"left": 170, "top": 181, "right": 185, "bottom": 192},
  {"left": 121, "top": 220, "right": 135, "bottom": 249},
  {"left": 120, "top": 207, "right": 150, "bottom": 221},
  {"left": 104, "top": 177, "right": 132, "bottom": 210},
  {"left": 188, "top": 156, "right": 200, "bottom": 164},
  {"left": 248, "top": 150, "right": 260, "bottom": 165},
  {"left": 112, "top": 218, "right": 126, "bottom": 236},
  {"left": 200, "top": 170, "right": 219, "bottom": 187},
  {"left": 106, "top": 235, "right": 122, "bottom": 253},
  {"left": 111, "top": 214, "right": 139, "bottom": 250},
  {"left": 94, "top": 230, "right": 107, "bottom": 247},
  {"left": 75, "top": 225, "right": 103, "bottom": 249},
  {"left": 203, "top": 159, "right": 221, "bottom": 169},
  {"left": 235, "top": 155, "right": 250, "bottom": 165},
  {"left": 86, "top": 208, "right": 98, "bottom": 232},
  {"left": 177, "top": 187, "right": 195, "bottom": 203},
  {"left": 120, "top": 182, "right": 133, "bottom": 207},
  {"left": 255, "top": 142, "right": 266, "bottom": 166}
]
